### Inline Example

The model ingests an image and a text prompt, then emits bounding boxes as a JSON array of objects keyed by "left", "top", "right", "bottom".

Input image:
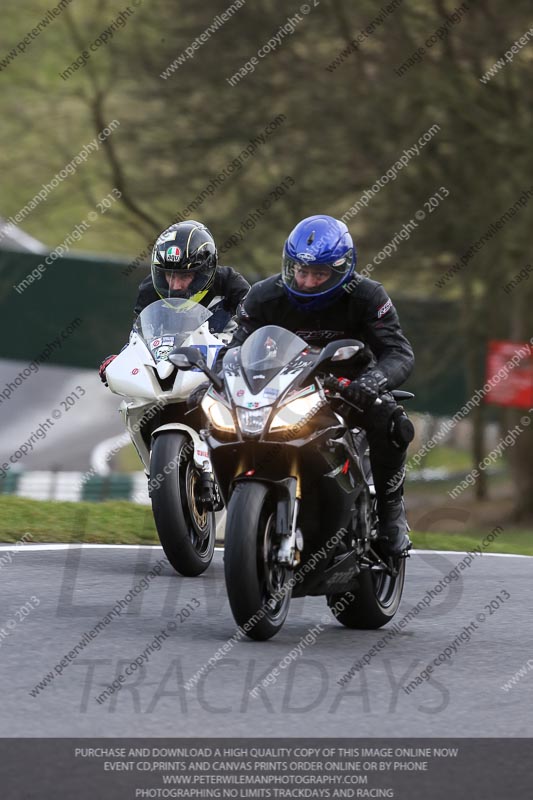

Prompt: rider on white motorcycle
[{"left": 99, "top": 220, "right": 250, "bottom": 383}]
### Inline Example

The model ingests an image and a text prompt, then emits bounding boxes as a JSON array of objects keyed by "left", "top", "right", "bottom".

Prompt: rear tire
[
  {"left": 327, "top": 493, "right": 406, "bottom": 628},
  {"left": 328, "top": 559, "right": 406, "bottom": 629},
  {"left": 224, "top": 481, "right": 292, "bottom": 640},
  {"left": 150, "top": 432, "right": 215, "bottom": 577}
]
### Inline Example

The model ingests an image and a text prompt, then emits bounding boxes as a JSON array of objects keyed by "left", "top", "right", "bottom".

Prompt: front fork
[
  {"left": 150, "top": 423, "right": 223, "bottom": 510},
  {"left": 232, "top": 476, "right": 300, "bottom": 567},
  {"left": 277, "top": 496, "right": 301, "bottom": 566},
  {"left": 197, "top": 461, "right": 224, "bottom": 511},
  {"left": 271, "top": 477, "right": 300, "bottom": 567}
]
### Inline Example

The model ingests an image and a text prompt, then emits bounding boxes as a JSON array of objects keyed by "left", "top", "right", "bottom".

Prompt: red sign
[{"left": 485, "top": 340, "right": 533, "bottom": 408}]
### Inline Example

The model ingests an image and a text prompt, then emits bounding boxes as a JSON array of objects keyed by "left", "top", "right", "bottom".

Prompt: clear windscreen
[
  {"left": 134, "top": 298, "right": 211, "bottom": 341},
  {"left": 133, "top": 299, "right": 212, "bottom": 361},
  {"left": 239, "top": 325, "right": 308, "bottom": 389}
]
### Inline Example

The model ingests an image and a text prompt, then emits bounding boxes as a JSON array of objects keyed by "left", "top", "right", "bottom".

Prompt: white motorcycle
[{"left": 106, "top": 298, "right": 231, "bottom": 576}]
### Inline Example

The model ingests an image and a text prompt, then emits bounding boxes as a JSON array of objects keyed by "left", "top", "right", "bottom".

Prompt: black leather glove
[
  {"left": 342, "top": 369, "right": 388, "bottom": 411},
  {"left": 98, "top": 354, "right": 117, "bottom": 386}
]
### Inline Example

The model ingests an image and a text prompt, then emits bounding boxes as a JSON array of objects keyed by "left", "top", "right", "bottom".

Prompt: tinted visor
[{"left": 282, "top": 251, "right": 353, "bottom": 295}]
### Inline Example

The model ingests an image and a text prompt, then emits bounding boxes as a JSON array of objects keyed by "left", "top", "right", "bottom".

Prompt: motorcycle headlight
[
  {"left": 201, "top": 396, "right": 236, "bottom": 432},
  {"left": 270, "top": 393, "right": 323, "bottom": 431},
  {"left": 236, "top": 406, "right": 271, "bottom": 435}
]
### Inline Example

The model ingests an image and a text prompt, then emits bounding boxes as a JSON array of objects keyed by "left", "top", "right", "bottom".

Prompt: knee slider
[{"left": 388, "top": 407, "right": 415, "bottom": 449}]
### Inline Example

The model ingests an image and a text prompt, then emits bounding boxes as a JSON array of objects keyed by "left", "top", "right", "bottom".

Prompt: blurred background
[{"left": 1, "top": 0, "right": 532, "bottom": 540}]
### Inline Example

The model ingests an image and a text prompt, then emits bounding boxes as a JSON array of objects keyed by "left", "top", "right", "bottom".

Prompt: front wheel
[
  {"left": 224, "top": 481, "right": 292, "bottom": 641},
  {"left": 150, "top": 432, "right": 215, "bottom": 576}
]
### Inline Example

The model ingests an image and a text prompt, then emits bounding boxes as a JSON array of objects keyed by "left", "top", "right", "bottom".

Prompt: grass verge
[
  {"left": 411, "top": 529, "right": 533, "bottom": 556},
  {"left": 1, "top": 497, "right": 533, "bottom": 554},
  {"left": 0, "top": 496, "right": 158, "bottom": 545}
]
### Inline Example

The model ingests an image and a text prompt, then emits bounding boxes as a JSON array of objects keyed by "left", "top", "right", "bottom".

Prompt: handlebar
[{"left": 321, "top": 374, "right": 383, "bottom": 407}]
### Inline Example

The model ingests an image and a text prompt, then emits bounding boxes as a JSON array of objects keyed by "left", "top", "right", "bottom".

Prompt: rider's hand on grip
[
  {"left": 322, "top": 375, "right": 344, "bottom": 393},
  {"left": 336, "top": 369, "right": 387, "bottom": 411},
  {"left": 99, "top": 354, "right": 117, "bottom": 386},
  {"left": 323, "top": 375, "right": 357, "bottom": 394}
]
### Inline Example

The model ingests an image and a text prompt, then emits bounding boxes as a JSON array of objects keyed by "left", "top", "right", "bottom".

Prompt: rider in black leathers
[
  {"left": 99, "top": 220, "right": 250, "bottom": 382},
  {"left": 227, "top": 215, "right": 415, "bottom": 556}
]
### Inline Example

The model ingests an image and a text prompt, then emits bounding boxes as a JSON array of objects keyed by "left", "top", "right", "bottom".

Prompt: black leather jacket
[{"left": 229, "top": 274, "right": 414, "bottom": 389}]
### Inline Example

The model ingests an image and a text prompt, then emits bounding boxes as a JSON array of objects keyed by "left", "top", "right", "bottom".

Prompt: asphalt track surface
[{"left": 2, "top": 544, "right": 531, "bottom": 738}]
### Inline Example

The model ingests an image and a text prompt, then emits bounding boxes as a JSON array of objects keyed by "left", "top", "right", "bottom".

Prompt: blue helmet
[{"left": 282, "top": 215, "right": 356, "bottom": 311}]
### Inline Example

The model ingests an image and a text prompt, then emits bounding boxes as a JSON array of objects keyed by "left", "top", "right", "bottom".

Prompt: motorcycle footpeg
[
  {"left": 397, "top": 544, "right": 412, "bottom": 559},
  {"left": 375, "top": 539, "right": 412, "bottom": 571},
  {"left": 397, "top": 535, "right": 413, "bottom": 557}
]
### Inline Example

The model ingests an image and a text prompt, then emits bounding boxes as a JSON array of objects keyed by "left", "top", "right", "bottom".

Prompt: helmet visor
[
  {"left": 151, "top": 263, "right": 216, "bottom": 300},
  {"left": 282, "top": 251, "right": 353, "bottom": 296}
]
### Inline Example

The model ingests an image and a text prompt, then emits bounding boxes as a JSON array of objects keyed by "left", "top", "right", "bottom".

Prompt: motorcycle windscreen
[
  {"left": 133, "top": 298, "right": 213, "bottom": 359},
  {"left": 239, "top": 325, "right": 308, "bottom": 394}
]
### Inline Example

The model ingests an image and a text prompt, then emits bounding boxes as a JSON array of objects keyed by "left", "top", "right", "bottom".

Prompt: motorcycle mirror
[
  {"left": 331, "top": 345, "right": 361, "bottom": 362},
  {"left": 169, "top": 346, "right": 206, "bottom": 370},
  {"left": 313, "top": 338, "right": 366, "bottom": 370},
  {"left": 169, "top": 346, "right": 224, "bottom": 392},
  {"left": 169, "top": 353, "right": 192, "bottom": 369}
]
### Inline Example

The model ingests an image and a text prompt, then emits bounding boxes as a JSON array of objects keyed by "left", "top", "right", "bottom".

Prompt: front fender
[
  {"left": 151, "top": 423, "right": 212, "bottom": 470},
  {"left": 231, "top": 476, "right": 297, "bottom": 537}
]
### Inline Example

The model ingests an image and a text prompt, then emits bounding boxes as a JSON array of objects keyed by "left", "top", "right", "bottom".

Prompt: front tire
[
  {"left": 224, "top": 481, "right": 292, "bottom": 641},
  {"left": 150, "top": 432, "right": 215, "bottom": 577}
]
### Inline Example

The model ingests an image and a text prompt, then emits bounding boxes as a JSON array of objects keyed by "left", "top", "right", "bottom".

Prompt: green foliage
[
  {"left": 2, "top": 1, "right": 533, "bottom": 508},
  {"left": 2, "top": 496, "right": 532, "bottom": 553},
  {"left": 0, "top": 496, "right": 158, "bottom": 543},
  {"left": 411, "top": 528, "right": 533, "bottom": 556},
  {"left": 419, "top": 445, "right": 472, "bottom": 471},
  {"left": 0, "top": 0, "right": 531, "bottom": 294}
]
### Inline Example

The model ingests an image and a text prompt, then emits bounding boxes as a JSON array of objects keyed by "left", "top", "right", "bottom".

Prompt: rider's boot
[
  {"left": 372, "top": 452, "right": 411, "bottom": 557},
  {"left": 376, "top": 495, "right": 411, "bottom": 557},
  {"left": 364, "top": 397, "right": 415, "bottom": 558}
]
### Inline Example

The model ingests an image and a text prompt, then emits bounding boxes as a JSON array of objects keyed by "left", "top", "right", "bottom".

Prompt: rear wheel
[
  {"left": 150, "top": 432, "right": 215, "bottom": 576},
  {"left": 329, "top": 559, "right": 406, "bottom": 629},
  {"left": 224, "top": 481, "right": 292, "bottom": 640},
  {"left": 327, "top": 495, "right": 406, "bottom": 628}
]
